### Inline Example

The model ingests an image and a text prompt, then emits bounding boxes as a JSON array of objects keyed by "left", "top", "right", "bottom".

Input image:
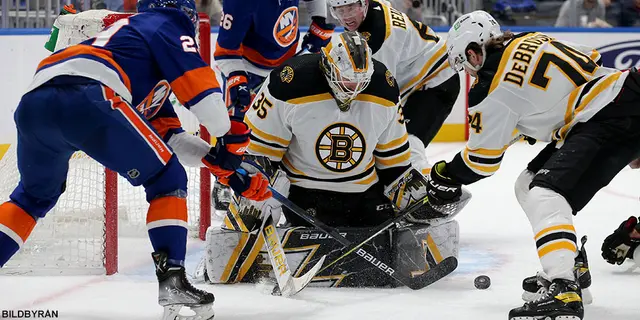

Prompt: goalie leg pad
[
  {"left": 204, "top": 226, "right": 264, "bottom": 284},
  {"left": 395, "top": 220, "right": 460, "bottom": 278}
]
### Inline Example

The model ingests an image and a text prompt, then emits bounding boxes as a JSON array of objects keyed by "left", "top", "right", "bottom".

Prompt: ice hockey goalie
[{"left": 195, "top": 31, "right": 465, "bottom": 288}]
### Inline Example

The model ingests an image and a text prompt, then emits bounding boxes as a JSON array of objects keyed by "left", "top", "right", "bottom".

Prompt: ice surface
[{"left": 1, "top": 142, "right": 638, "bottom": 320}]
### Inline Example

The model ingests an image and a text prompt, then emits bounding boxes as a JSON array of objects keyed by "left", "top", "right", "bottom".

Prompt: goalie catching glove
[
  {"left": 427, "top": 161, "right": 462, "bottom": 205},
  {"left": 601, "top": 216, "right": 640, "bottom": 265}
]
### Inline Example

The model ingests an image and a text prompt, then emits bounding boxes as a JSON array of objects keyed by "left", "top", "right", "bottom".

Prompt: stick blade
[
  {"left": 288, "top": 255, "right": 326, "bottom": 296},
  {"left": 406, "top": 256, "right": 458, "bottom": 290}
]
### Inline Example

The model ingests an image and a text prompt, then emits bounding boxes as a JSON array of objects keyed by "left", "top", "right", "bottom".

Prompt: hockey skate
[
  {"left": 510, "top": 279, "right": 583, "bottom": 320},
  {"left": 212, "top": 180, "right": 231, "bottom": 211},
  {"left": 153, "top": 252, "right": 215, "bottom": 320},
  {"left": 521, "top": 236, "right": 592, "bottom": 304}
]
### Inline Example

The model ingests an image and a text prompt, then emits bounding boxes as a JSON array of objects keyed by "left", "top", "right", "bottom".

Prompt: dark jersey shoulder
[
  {"left": 267, "top": 54, "right": 331, "bottom": 101},
  {"left": 467, "top": 32, "right": 535, "bottom": 108},
  {"left": 357, "top": 0, "right": 387, "bottom": 54},
  {"left": 362, "top": 59, "right": 400, "bottom": 104}
]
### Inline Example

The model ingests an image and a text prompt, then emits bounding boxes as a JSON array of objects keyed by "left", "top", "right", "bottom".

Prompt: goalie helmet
[
  {"left": 320, "top": 31, "right": 374, "bottom": 112},
  {"left": 446, "top": 10, "right": 502, "bottom": 73},
  {"left": 328, "top": 0, "right": 369, "bottom": 31},
  {"left": 137, "top": 0, "right": 198, "bottom": 29}
]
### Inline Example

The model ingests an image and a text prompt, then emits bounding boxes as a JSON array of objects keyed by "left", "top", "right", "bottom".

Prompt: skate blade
[
  {"left": 510, "top": 315, "right": 581, "bottom": 320},
  {"left": 162, "top": 304, "right": 215, "bottom": 320}
]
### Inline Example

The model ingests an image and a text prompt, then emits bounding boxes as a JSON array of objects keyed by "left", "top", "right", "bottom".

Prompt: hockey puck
[{"left": 474, "top": 275, "right": 491, "bottom": 290}]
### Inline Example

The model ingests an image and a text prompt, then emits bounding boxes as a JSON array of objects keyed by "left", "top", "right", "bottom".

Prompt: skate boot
[
  {"left": 510, "top": 279, "right": 583, "bottom": 320},
  {"left": 153, "top": 252, "right": 215, "bottom": 320},
  {"left": 522, "top": 236, "right": 592, "bottom": 304},
  {"left": 213, "top": 180, "right": 231, "bottom": 211}
]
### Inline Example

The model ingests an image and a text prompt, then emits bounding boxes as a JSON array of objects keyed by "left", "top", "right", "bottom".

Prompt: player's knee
[
  {"left": 9, "top": 181, "right": 65, "bottom": 219},
  {"left": 514, "top": 169, "right": 535, "bottom": 208},
  {"left": 522, "top": 186, "right": 573, "bottom": 228},
  {"left": 143, "top": 156, "right": 188, "bottom": 202}
]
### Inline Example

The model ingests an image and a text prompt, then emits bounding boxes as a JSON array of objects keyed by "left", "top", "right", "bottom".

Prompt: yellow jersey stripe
[
  {"left": 248, "top": 142, "right": 286, "bottom": 159},
  {"left": 355, "top": 94, "right": 396, "bottom": 107},
  {"left": 462, "top": 149, "right": 501, "bottom": 174},
  {"left": 375, "top": 151, "right": 411, "bottom": 167},
  {"left": 245, "top": 117, "right": 290, "bottom": 146},
  {"left": 489, "top": 35, "right": 531, "bottom": 94},
  {"left": 355, "top": 171, "right": 378, "bottom": 185},
  {"left": 401, "top": 44, "right": 448, "bottom": 93},
  {"left": 466, "top": 146, "right": 507, "bottom": 158},
  {"left": 287, "top": 92, "right": 334, "bottom": 105},
  {"left": 557, "top": 72, "right": 622, "bottom": 139},
  {"left": 377, "top": 132, "right": 408, "bottom": 151}
]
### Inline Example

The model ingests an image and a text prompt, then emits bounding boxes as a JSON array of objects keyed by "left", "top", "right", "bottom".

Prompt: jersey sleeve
[
  {"left": 244, "top": 80, "right": 292, "bottom": 162},
  {"left": 447, "top": 93, "right": 519, "bottom": 185},
  {"left": 150, "top": 19, "right": 221, "bottom": 109},
  {"left": 148, "top": 99, "right": 185, "bottom": 142},
  {"left": 374, "top": 106, "right": 411, "bottom": 171},
  {"left": 400, "top": 18, "right": 449, "bottom": 93},
  {"left": 557, "top": 39, "right": 602, "bottom": 66},
  {"left": 213, "top": 0, "right": 255, "bottom": 77}
]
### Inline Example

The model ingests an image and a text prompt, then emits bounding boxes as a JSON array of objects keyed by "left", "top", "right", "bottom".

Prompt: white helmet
[
  {"left": 320, "top": 31, "right": 374, "bottom": 111},
  {"left": 328, "top": 0, "right": 368, "bottom": 29},
  {"left": 446, "top": 10, "right": 502, "bottom": 72}
]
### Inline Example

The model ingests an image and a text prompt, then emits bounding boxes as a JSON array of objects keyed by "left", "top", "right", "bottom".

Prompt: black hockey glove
[
  {"left": 427, "top": 161, "right": 462, "bottom": 205},
  {"left": 601, "top": 216, "right": 640, "bottom": 265}
]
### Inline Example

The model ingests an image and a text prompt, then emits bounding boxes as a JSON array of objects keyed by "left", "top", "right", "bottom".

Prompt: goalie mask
[
  {"left": 320, "top": 31, "right": 374, "bottom": 112},
  {"left": 446, "top": 10, "right": 501, "bottom": 73},
  {"left": 328, "top": 0, "right": 369, "bottom": 31}
]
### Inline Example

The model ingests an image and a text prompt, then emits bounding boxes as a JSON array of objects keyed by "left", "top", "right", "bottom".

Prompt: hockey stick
[
  {"left": 268, "top": 186, "right": 458, "bottom": 290},
  {"left": 259, "top": 202, "right": 325, "bottom": 297}
]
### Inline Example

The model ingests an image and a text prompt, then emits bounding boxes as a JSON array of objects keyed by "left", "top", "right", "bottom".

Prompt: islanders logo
[
  {"left": 137, "top": 80, "right": 171, "bottom": 119},
  {"left": 273, "top": 6, "right": 299, "bottom": 48},
  {"left": 597, "top": 40, "right": 640, "bottom": 69}
]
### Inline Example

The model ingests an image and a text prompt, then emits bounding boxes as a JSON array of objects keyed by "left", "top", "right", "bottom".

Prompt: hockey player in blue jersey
[
  {"left": 0, "top": 1, "right": 271, "bottom": 319},
  {"left": 215, "top": 0, "right": 335, "bottom": 117},
  {"left": 212, "top": 0, "right": 335, "bottom": 210}
]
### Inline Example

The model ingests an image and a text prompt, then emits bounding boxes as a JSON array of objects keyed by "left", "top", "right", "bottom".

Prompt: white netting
[
  {"left": 52, "top": 10, "right": 132, "bottom": 52},
  {"left": 0, "top": 146, "right": 205, "bottom": 275}
]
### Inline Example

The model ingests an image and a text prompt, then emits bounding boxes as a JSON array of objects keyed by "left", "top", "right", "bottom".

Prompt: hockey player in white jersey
[
  {"left": 197, "top": 31, "right": 462, "bottom": 288},
  {"left": 327, "top": 0, "right": 460, "bottom": 200},
  {"left": 424, "top": 10, "right": 640, "bottom": 320}
]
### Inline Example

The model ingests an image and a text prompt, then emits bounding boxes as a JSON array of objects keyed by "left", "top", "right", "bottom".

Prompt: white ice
[{"left": 1, "top": 142, "right": 639, "bottom": 320}]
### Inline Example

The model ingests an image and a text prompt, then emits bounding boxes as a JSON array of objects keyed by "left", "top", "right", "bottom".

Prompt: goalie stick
[
  {"left": 268, "top": 186, "right": 459, "bottom": 290},
  {"left": 259, "top": 206, "right": 325, "bottom": 297}
]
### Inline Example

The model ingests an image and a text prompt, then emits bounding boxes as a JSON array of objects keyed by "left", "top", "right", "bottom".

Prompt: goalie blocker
[{"left": 204, "top": 219, "right": 459, "bottom": 288}]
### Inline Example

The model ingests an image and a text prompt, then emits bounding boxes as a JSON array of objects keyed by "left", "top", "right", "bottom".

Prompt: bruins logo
[
  {"left": 385, "top": 70, "right": 395, "bottom": 87},
  {"left": 315, "top": 123, "right": 366, "bottom": 172},
  {"left": 280, "top": 66, "right": 294, "bottom": 83},
  {"left": 360, "top": 32, "right": 371, "bottom": 42}
]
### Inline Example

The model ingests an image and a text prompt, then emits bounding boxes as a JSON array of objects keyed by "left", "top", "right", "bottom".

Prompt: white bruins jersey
[
  {"left": 449, "top": 32, "right": 628, "bottom": 184},
  {"left": 244, "top": 54, "right": 411, "bottom": 192},
  {"left": 357, "top": 0, "right": 457, "bottom": 104}
]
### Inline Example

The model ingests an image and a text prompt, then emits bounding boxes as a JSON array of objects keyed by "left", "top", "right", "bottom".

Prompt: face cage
[
  {"left": 325, "top": 65, "right": 372, "bottom": 110},
  {"left": 330, "top": 1, "right": 368, "bottom": 25},
  {"left": 181, "top": 6, "right": 199, "bottom": 29}
]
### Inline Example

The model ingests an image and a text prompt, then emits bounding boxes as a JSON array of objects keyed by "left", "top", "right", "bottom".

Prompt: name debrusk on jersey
[
  {"left": 244, "top": 54, "right": 411, "bottom": 192},
  {"left": 448, "top": 32, "right": 628, "bottom": 185}
]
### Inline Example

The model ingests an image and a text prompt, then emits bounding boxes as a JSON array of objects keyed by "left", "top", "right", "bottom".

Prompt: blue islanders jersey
[
  {"left": 214, "top": 0, "right": 310, "bottom": 77},
  {"left": 26, "top": 8, "right": 221, "bottom": 141}
]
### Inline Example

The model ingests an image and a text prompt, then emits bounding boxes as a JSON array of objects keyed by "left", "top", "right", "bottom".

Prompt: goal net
[{"left": 0, "top": 11, "right": 213, "bottom": 275}]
